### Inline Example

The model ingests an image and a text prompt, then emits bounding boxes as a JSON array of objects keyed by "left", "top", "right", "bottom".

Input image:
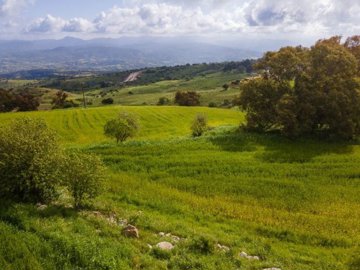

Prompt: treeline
[
  {"left": 41, "top": 60, "right": 255, "bottom": 92},
  {"left": 0, "top": 88, "right": 39, "bottom": 112},
  {"left": 237, "top": 36, "right": 360, "bottom": 139}
]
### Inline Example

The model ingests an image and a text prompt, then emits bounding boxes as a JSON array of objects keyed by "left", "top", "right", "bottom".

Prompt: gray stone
[{"left": 156, "top": 241, "right": 174, "bottom": 250}]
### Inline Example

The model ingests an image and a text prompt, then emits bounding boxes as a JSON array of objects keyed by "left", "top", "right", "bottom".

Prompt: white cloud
[
  {"left": 0, "top": 0, "right": 33, "bottom": 16},
  {"left": 24, "top": 0, "right": 360, "bottom": 37}
]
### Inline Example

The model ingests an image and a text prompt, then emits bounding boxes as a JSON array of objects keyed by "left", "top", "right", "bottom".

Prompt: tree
[
  {"left": 102, "top": 97, "right": 114, "bottom": 105},
  {"left": 175, "top": 91, "right": 200, "bottom": 106},
  {"left": 238, "top": 36, "right": 360, "bottom": 139},
  {"left": 52, "top": 91, "right": 68, "bottom": 109},
  {"left": 157, "top": 97, "right": 170, "bottom": 106},
  {"left": 191, "top": 114, "right": 208, "bottom": 137},
  {"left": 0, "top": 118, "right": 106, "bottom": 207},
  {"left": 0, "top": 118, "right": 63, "bottom": 203},
  {"left": 62, "top": 152, "right": 105, "bottom": 208},
  {"left": 104, "top": 112, "right": 139, "bottom": 143},
  {"left": 222, "top": 83, "right": 229, "bottom": 91}
]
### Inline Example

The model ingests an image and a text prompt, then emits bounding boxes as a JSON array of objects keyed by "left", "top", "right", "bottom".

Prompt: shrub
[
  {"left": 104, "top": 112, "right": 140, "bottom": 143},
  {"left": 0, "top": 118, "right": 63, "bottom": 203},
  {"left": 175, "top": 91, "right": 200, "bottom": 106},
  {"left": 62, "top": 152, "right": 105, "bottom": 208},
  {"left": 208, "top": 102, "right": 217, "bottom": 108},
  {"left": 189, "top": 236, "right": 215, "bottom": 254},
  {"left": 191, "top": 114, "right": 208, "bottom": 137},
  {"left": 101, "top": 98, "right": 114, "bottom": 105},
  {"left": 157, "top": 97, "right": 170, "bottom": 106}
]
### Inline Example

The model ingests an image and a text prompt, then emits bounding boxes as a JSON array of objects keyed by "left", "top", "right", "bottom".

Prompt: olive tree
[
  {"left": 0, "top": 118, "right": 64, "bottom": 203},
  {"left": 104, "top": 112, "right": 139, "bottom": 143}
]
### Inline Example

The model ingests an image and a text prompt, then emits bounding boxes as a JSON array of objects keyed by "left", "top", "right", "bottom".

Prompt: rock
[
  {"left": 217, "top": 243, "right": 230, "bottom": 252},
  {"left": 239, "top": 251, "right": 260, "bottom": 260},
  {"left": 263, "top": 268, "right": 281, "bottom": 270},
  {"left": 147, "top": 244, "right": 153, "bottom": 249},
  {"left": 156, "top": 241, "right": 174, "bottom": 250},
  {"left": 36, "top": 203, "right": 47, "bottom": 211},
  {"left": 122, "top": 225, "right": 139, "bottom": 238},
  {"left": 171, "top": 235, "right": 181, "bottom": 242},
  {"left": 158, "top": 232, "right": 165, "bottom": 237}
]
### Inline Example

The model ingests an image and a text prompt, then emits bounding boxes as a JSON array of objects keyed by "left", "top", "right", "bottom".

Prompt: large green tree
[{"left": 238, "top": 36, "right": 360, "bottom": 139}]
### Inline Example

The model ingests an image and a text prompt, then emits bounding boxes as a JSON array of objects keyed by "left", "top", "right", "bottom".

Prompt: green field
[{"left": 1, "top": 106, "right": 360, "bottom": 270}]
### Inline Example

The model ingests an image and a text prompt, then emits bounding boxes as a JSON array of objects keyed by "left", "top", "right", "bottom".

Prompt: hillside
[{"left": 0, "top": 106, "right": 359, "bottom": 269}]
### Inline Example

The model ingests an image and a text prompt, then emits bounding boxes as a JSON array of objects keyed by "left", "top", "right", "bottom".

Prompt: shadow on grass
[
  {"left": 0, "top": 202, "right": 79, "bottom": 231},
  {"left": 210, "top": 129, "right": 354, "bottom": 163}
]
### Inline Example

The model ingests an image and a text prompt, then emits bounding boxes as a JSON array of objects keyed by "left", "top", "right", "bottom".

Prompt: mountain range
[{"left": 0, "top": 37, "right": 261, "bottom": 76}]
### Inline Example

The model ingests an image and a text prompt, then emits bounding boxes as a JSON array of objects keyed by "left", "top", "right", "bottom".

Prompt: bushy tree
[
  {"left": 0, "top": 118, "right": 63, "bottom": 203},
  {"left": 0, "top": 118, "right": 105, "bottom": 206},
  {"left": 238, "top": 36, "right": 360, "bottom": 139},
  {"left": 0, "top": 89, "right": 39, "bottom": 112},
  {"left": 191, "top": 114, "right": 208, "bottom": 137},
  {"left": 101, "top": 97, "right": 114, "bottom": 105},
  {"left": 104, "top": 112, "right": 140, "bottom": 143},
  {"left": 62, "top": 152, "right": 105, "bottom": 208},
  {"left": 175, "top": 91, "right": 200, "bottom": 106}
]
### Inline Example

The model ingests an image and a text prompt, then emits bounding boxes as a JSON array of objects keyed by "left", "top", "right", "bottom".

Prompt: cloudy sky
[{"left": 0, "top": 0, "right": 359, "bottom": 42}]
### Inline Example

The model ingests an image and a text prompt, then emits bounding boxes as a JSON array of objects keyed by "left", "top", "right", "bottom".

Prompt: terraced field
[
  {"left": 0, "top": 106, "right": 243, "bottom": 144},
  {"left": 1, "top": 105, "right": 360, "bottom": 270}
]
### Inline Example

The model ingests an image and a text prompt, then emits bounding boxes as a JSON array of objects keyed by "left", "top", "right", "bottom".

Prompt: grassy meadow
[{"left": 1, "top": 105, "right": 360, "bottom": 270}]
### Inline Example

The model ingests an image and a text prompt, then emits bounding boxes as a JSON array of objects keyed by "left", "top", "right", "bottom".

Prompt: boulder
[
  {"left": 156, "top": 241, "right": 174, "bottom": 250},
  {"left": 122, "top": 225, "right": 139, "bottom": 238}
]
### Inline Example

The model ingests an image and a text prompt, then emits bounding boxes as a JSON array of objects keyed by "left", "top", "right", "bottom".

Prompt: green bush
[
  {"left": 104, "top": 112, "right": 140, "bottom": 143},
  {"left": 0, "top": 118, "right": 105, "bottom": 207},
  {"left": 62, "top": 152, "right": 105, "bottom": 208},
  {"left": 191, "top": 114, "right": 208, "bottom": 137},
  {"left": 0, "top": 118, "right": 64, "bottom": 203}
]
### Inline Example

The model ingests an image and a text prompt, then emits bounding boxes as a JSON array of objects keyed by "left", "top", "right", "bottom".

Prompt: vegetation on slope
[{"left": 0, "top": 105, "right": 359, "bottom": 269}]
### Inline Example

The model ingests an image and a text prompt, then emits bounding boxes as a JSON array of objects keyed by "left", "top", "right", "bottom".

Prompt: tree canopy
[{"left": 238, "top": 36, "right": 360, "bottom": 139}]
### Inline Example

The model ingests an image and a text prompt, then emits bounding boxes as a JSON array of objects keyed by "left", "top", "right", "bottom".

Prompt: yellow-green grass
[
  {"left": 0, "top": 105, "right": 243, "bottom": 144},
  {"left": 1, "top": 106, "right": 360, "bottom": 270}
]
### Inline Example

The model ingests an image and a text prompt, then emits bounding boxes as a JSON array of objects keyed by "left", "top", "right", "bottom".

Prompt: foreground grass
[{"left": 0, "top": 107, "right": 359, "bottom": 269}]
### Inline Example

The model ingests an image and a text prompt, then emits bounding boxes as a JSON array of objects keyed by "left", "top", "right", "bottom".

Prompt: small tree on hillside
[
  {"left": 62, "top": 151, "right": 105, "bottom": 208},
  {"left": 104, "top": 112, "right": 139, "bottom": 143},
  {"left": 175, "top": 91, "right": 200, "bottom": 106},
  {"left": 191, "top": 114, "right": 208, "bottom": 137}
]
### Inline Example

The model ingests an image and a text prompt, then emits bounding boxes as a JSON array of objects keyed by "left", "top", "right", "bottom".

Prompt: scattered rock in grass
[
  {"left": 216, "top": 243, "right": 230, "bottom": 252},
  {"left": 239, "top": 251, "right": 260, "bottom": 260},
  {"left": 36, "top": 203, "right": 47, "bottom": 211},
  {"left": 156, "top": 241, "right": 174, "bottom": 250},
  {"left": 118, "top": 219, "right": 128, "bottom": 227},
  {"left": 171, "top": 235, "right": 181, "bottom": 242},
  {"left": 122, "top": 225, "right": 139, "bottom": 238},
  {"left": 263, "top": 268, "right": 281, "bottom": 270},
  {"left": 158, "top": 232, "right": 182, "bottom": 242}
]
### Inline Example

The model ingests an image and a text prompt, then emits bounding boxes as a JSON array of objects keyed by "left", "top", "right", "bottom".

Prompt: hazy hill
[{"left": 0, "top": 37, "right": 261, "bottom": 75}]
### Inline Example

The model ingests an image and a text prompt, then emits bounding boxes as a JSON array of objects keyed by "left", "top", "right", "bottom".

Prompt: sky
[{"left": 0, "top": 0, "right": 359, "bottom": 42}]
